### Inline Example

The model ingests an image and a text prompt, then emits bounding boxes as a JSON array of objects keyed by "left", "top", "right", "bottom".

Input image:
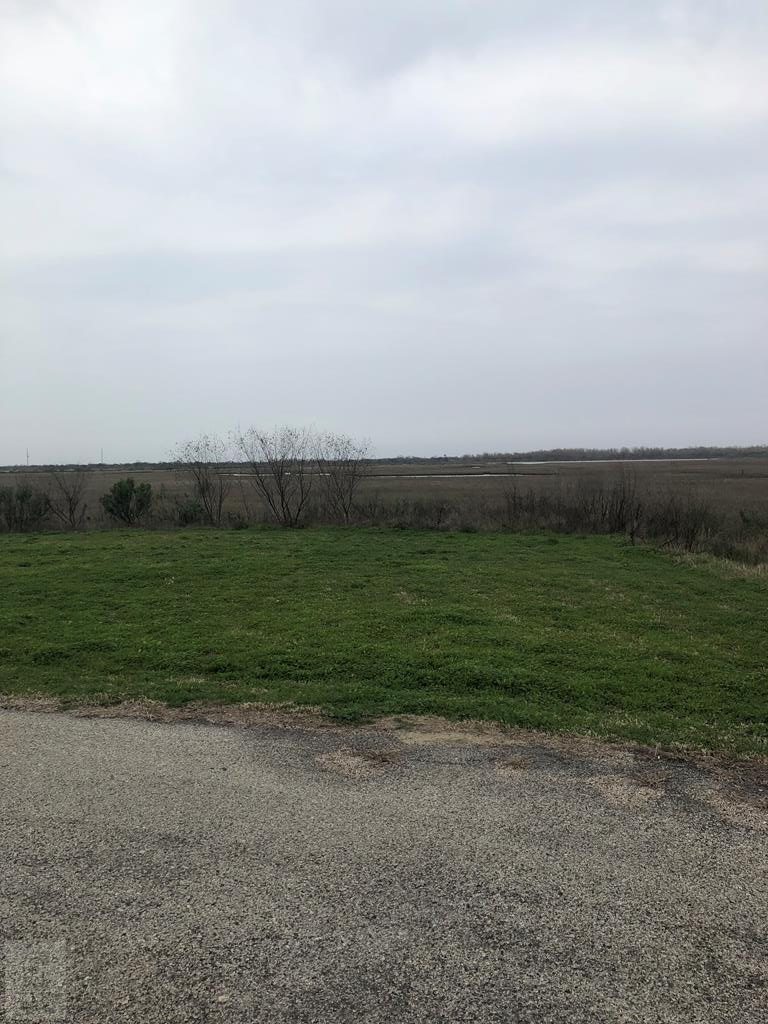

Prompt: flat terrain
[
  {"left": 1, "top": 709, "right": 766, "bottom": 1023},
  {"left": 3, "top": 455, "right": 768, "bottom": 520},
  {"left": 1, "top": 529, "right": 766, "bottom": 752}
]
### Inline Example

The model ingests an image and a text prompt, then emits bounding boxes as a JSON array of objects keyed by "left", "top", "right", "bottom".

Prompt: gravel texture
[{"left": 1, "top": 708, "right": 766, "bottom": 1023}]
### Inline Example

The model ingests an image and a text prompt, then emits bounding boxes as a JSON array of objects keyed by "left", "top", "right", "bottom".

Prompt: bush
[
  {"left": 100, "top": 479, "right": 153, "bottom": 526},
  {"left": 227, "top": 511, "right": 250, "bottom": 529},
  {"left": 172, "top": 434, "right": 233, "bottom": 526},
  {"left": 645, "top": 493, "right": 719, "bottom": 551},
  {"left": 45, "top": 469, "right": 89, "bottom": 530},
  {"left": 173, "top": 497, "right": 206, "bottom": 527},
  {"left": 0, "top": 484, "right": 50, "bottom": 532}
]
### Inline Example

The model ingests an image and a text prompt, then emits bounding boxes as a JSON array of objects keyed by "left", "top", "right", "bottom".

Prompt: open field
[
  {"left": 361, "top": 457, "right": 768, "bottom": 514},
  {"left": 2, "top": 456, "right": 767, "bottom": 524},
  {"left": 1, "top": 528, "right": 766, "bottom": 753}
]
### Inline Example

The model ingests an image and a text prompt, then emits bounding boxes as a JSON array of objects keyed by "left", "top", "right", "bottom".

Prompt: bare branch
[
  {"left": 45, "top": 468, "right": 89, "bottom": 529},
  {"left": 235, "top": 426, "right": 316, "bottom": 527},
  {"left": 173, "top": 434, "right": 233, "bottom": 526},
  {"left": 315, "top": 432, "right": 370, "bottom": 524}
]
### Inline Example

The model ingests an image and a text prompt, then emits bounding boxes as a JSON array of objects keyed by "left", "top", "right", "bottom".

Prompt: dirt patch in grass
[
  {"left": 4, "top": 692, "right": 766, "bottom": 784},
  {"left": 0, "top": 694, "right": 330, "bottom": 731},
  {"left": 372, "top": 714, "right": 518, "bottom": 747},
  {"left": 3, "top": 693, "right": 768, "bottom": 827}
]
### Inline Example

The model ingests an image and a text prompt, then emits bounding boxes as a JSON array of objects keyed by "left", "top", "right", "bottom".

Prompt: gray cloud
[{"left": 1, "top": 0, "right": 766, "bottom": 462}]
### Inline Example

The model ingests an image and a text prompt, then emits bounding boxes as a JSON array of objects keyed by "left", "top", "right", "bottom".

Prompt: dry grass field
[
  {"left": 361, "top": 457, "right": 768, "bottom": 513},
  {"left": 2, "top": 456, "right": 767, "bottom": 523}
]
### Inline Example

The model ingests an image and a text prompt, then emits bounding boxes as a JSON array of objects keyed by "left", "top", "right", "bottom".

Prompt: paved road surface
[{"left": 1, "top": 708, "right": 766, "bottom": 1023}]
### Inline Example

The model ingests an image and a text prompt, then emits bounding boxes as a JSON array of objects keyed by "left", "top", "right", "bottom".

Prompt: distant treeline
[
  {"left": 388, "top": 445, "right": 768, "bottom": 464},
  {"left": 3, "top": 444, "right": 768, "bottom": 473}
]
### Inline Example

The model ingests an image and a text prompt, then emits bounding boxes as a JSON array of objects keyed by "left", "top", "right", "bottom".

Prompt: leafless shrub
[
  {"left": 390, "top": 498, "right": 451, "bottom": 529},
  {"left": 233, "top": 474, "right": 256, "bottom": 524},
  {"left": 45, "top": 468, "right": 89, "bottom": 529},
  {"left": 567, "top": 470, "right": 640, "bottom": 535},
  {"left": 173, "top": 434, "right": 233, "bottom": 527},
  {"left": 315, "top": 432, "right": 370, "bottom": 524},
  {"left": 645, "top": 492, "right": 719, "bottom": 551},
  {"left": 353, "top": 494, "right": 385, "bottom": 524},
  {"left": 498, "top": 471, "right": 644, "bottom": 538},
  {"left": 235, "top": 426, "right": 316, "bottom": 527}
]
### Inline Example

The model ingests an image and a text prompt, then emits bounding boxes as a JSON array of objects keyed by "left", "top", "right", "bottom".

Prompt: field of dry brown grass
[
  {"left": 361, "top": 457, "right": 768, "bottom": 514},
  {"left": 2, "top": 457, "right": 767, "bottom": 523}
]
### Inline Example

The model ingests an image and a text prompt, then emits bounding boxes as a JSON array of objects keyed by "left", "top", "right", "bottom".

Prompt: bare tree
[
  {"left": 46, "top": 468, "right": 89, "bottom": 529},
  {"left": 235, "top": 426, "right": 315, "bottom": 527},
  {"left": 173, "top": 434, "right": 233, "bottom": 526},
  {"left": 315, "top": 432, "right": 370, "bottom": 524}
]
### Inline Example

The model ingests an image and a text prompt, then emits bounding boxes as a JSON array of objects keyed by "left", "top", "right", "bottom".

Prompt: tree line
[
  {"left": 462, "top": 445, "right": 768, "bottom": 463},
  {"left": 6, "top": 443, "right": 767, "bottom": 475}
]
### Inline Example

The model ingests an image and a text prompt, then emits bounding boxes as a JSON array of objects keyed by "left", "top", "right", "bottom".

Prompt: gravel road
[{"left": 1, "top": 707, "right": 766, "bottom": 1023}]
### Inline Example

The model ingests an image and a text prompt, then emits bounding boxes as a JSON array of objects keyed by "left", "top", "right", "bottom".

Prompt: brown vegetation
[{"left": 2, "top": 452, "right": 767, "bottom": 562}]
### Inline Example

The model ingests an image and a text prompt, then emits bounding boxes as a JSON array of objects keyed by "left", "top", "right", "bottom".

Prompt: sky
[{"left": 1, "top": 0, "right": 767, "bottom": 463}]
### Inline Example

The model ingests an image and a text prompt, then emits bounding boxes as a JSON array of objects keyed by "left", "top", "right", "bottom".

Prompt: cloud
[{"left": 0, "top": 0, "right": 766, "bottom": 460}]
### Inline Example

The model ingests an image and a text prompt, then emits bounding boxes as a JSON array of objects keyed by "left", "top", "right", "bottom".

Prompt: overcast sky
[{"left": 1, "top": 0, "right": 766, "bottom": 463}]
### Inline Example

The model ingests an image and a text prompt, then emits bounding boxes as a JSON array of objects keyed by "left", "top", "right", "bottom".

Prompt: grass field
[{"left": 1, "top": 528, "right": 766, "bottom": 754}]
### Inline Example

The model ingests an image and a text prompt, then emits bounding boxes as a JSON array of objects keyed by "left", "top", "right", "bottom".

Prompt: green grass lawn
[{"left": 1, "top": 528, "right": 766, "bottom": 753}]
